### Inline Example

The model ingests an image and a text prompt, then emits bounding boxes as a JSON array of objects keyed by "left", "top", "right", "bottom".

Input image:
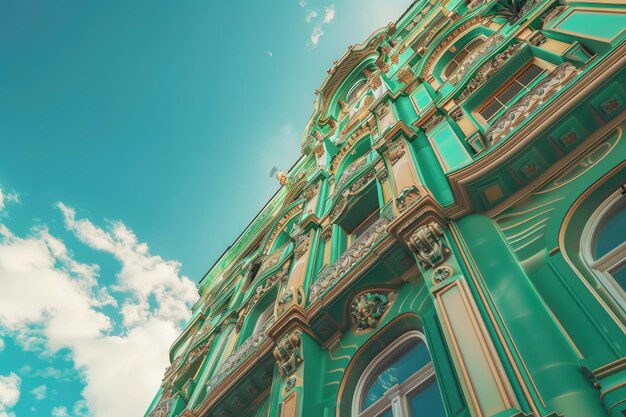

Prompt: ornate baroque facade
[{"left": 145, "top": 1, "right": 626, "bottom": 416}]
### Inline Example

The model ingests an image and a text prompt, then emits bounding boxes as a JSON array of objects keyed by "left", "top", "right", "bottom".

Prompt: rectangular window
[{"left": 477, "top": 63, "right": 546, "bottom": 121}]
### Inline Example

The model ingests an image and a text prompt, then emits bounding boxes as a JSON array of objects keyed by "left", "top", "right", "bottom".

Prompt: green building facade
[{"left": 145, "top": 1, "right": 626, "bottom": 416}]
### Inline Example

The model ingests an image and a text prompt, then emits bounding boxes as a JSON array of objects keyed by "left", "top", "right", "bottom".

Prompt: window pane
[
  {"left": 495, "top": 82, "right": 524, "bottom": 104},
  {"left": 444, "top": 61, "right": 458, "bottom": 78},
  {"left": 517, "top": 64, "right": 544, "bottom": 86},
  {"left": 363, "top": 341, "right": 430, "bottom": 410},
  {"left": 465, "top": 38, "right": 485, "bottom": 52},
  {"left": 379, "top": 409, "right": 393, "bottom": 417},
  {"left": 479, "top": 100, "right": 502, "bottom": 120},
  {"left": 408, "top": 379, "right": 446, "bottom": 417},
  {"left": 610, "top": 263, "right": 626, "bottom": 291},
  {"left": 594, "top": 198, "right": 626, "bottom": 258}
]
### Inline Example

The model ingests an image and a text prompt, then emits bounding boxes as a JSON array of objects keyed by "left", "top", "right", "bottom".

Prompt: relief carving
[
  {"left": 273, "top": 331, "right": 303, "bottom": 377},
  {"left": 351, "top": 292, "right": 390, "bottom": 331},
  {"left": 408, "top": 222, "right": 448, "bottom": 269}
]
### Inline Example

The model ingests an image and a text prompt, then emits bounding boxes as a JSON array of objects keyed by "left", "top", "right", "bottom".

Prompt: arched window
[
  {"left": 346, "top": 79, "right": 368, "bottom": 105},
  {"left": 582, "top": 185, "right": 626, "bottom": 305},
  {"left": 252, "top": 303, "right": 274, "bottom": 334},
  {"left": 353, "top": 332, "right": 446, "bottom": 417},
  {"left": 442, "top": 37, "right": 486, "bottom": 79}
]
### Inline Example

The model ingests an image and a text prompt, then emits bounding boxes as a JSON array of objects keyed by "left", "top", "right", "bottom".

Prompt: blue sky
[{"left": 0, "top": 1, "right": 411, "bottom": 416}]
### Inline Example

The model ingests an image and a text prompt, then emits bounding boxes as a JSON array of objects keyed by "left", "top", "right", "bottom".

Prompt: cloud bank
[{"left": 0, "top": 187, "right": 197, "bottom": 417}]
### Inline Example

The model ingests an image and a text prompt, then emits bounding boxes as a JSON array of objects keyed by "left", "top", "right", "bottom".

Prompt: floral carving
[
  {"left": 310, "top": 217, "right": 389, "bottom": 300},
  {"left": 448, "top": 34, "right": 504, "bottom": 85},
  {"left": 206, "top": 317, "right": 275, "bottom": 396},
  {"left": 408, "top": 222, "right": 448, "bottom": 269},
  {"left": 397, "top": 66, "right": 414, "bottom": 86},
  {"left": 458, "top": 43, "right": 523, "bottom": 101},
  {"left": 486, "top": 63, "right": 577, "bottom": 144},
  {"left": 273, "top": 331, "right": 303, "bottom": 377},
  {"left": 396, "top": 186, "right": 423, "bottom": 213},
  {"left": 350, "top": 293, "right": 390, "bottom": 331},
  {"left": 330, "top": 169, "right": 377, "bottom": 221}
]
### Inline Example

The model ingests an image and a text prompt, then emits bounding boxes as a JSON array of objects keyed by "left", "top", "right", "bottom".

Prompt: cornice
[{"left": 445, "top": 41, "right": 626, "bottom": 218}]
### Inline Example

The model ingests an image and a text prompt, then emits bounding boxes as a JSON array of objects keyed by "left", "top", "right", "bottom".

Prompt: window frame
[
  {"left": 475, "top": 60, "right": 548, "bottom": 123},
  {"left": 352, "top": 331, "right": 440, "bottom": 417},
  {"left": 581, "top": 185, "right": 626, "bottom": 310},
  {"left": 442, "top": 36, "right": 487, "bottom": 80}
]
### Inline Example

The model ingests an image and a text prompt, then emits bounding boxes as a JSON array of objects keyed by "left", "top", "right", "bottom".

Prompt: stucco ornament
[
  {"left": 351, "top": 292, "right": 389, "bottom": 331},
  {"left": 408, "top": 222, "right": 447, "bottom": 269},
  {"left": 273, "top": 331, "right": 303, "bottom": 377},
  {"left": 433, "top": 265, "right": 454, "bottom": 283},
  {"left": 147, "top": 397, "right": 173, "bottom": 417},
  {"left": 396, "top": 186, "right": 423, "bottom": 213},
  {"left": 276, "top": 170, "right": 288, "bottom": 186}
]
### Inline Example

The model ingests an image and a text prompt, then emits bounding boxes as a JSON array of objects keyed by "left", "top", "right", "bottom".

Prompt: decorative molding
[
  {"left": 422, "top": 114, "right": 444, "bottom": 133},
  {"left": 421, "top": 16, "right": 482, "bottom": 79},
  {"left": 433, "top": 265, "right": 454, "bottom": 283},
  {"left": 396, "top": 186, "right": 423, "bottom": 213},
  {"left": 273, "top": 331, "right": 303, "bottom": 377},
  {"left": 408, "top": 222, "right": 448, "bottom": 269},
  {"left": 310, "top": 217, "right": 389, "bottom": 300},
  {"left": 330, "top": 169, "right": 378, "bottom": 222},
  {"left": 541, "top": 6, "right": 567, "bottom": 28},
  {"left": 276, "top": 286, "right": 304, "bottom": 317},
  {"left": 384, "top": 141, "right": 406, "bottom": 164},
  {"left": 147, "top": 397, "right": 174, "bottom": 417},
  {"left": 206, "top": 317, "right": 275, "bottom": 396},
  {"left": 458, "top": 42, "right": 523, "bottom": 101},
  {"left": 321, "top": 224, "right": 333, "bottom": 241},
  {"left": 376, "top": 168, "right": 388, "bottom": 182},
  {"left": 258, "top": 241, "right": 289, "bottom": 276},
  {"left": 237, "top": 261, "right": 291, "bottom": 331},
  {"left": 293, "top": 234, "right": 311, "bottom": 260},
  {"left": 350, "top": 292, "right": 390, "bottom": 331},
  {"left": 334, "top": 154, "right": 370, "bottom": 192},
  {"left": 448, "top": 33, "right": 504, "bottom": 85},
  {"left": 528, "top": 32, "right": 546, "bottom": 47},
  {"left": 486, "top": 63, "right": 578, "bottom": 144},
  {"left": 450, "top": 108, "right": 464, "bottom": 122},
  {"left": 263, "top": 203, "right": 304, "bottom": 255},
  {"left": 397, "top": 66, "right": 415, "bottom": 86}
]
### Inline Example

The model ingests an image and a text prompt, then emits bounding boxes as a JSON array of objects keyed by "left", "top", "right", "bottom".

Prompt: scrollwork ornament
[
  {"left": 396, "top": 186, "right": 423, "bottom": 213},
  {"left": 350, "top": 292, "right": 389, "bottom": 331},
  {"left": 273, "top": 331, "right": 303, "bottom": 377},
  {"left": 294, "top": 233, "right": 311, "bottom": 259},
  {"left": 433, "top": 265, "right": 454, "bottom": 284},
  {"left": 408, "top": 222, "right": 447, "bottom": 269}
]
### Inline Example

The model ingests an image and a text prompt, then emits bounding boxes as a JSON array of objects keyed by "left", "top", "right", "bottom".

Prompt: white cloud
[
  {"left": 31, "top": 385, "right": 47, "bottom": 401},
  {"left": 305, "top": 9, "right": 318, "bottom": 22},
  {"left": 0, "top": 338, "right": 4, "bottom": 351},
  {"left": 0, "top": 372, "right": 20, "bottom": 417},
  {"left": 323, "top": 5, "right": 335, "bottom": 23},
  {"left": 51, "top": 406, "right": 69, "bottom": 417},
  {"left": 298, "top": 0, "right": 307, "bottom": 7},
  {"left": 306, "top": 4, "right": 335, "bottom": 46},
  {"left": 57, "top": 203, "right": 197, "bottom": 328},
  {"left": 0, "top": 186, "right": 19, "bottom": 213},
  {"left": 0, "top": 203, "right": 197, "bottom": 417},
  {"left": 310, "top": 25, "right": 324, "bottom": 45},
  {"left": 267, "top": 50, "right": 273, "bottom": 57}
]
